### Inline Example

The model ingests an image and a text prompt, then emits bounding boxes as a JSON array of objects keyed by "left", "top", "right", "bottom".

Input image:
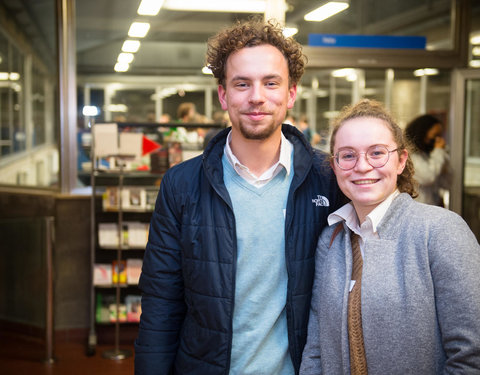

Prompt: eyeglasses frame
[{"left": 333, "top": 145, "right": 399, "bottom": 171}]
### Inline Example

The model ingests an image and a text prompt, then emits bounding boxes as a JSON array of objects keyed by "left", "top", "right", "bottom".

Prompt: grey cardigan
[{"left": 300, "top": 193, "right": 480, "bottom": 375}]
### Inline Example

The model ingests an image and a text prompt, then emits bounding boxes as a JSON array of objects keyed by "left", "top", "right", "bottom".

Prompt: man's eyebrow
[
  {"left": 230, "top": 74, "right": 283, "bottom": 81},
  {"left": 230, "top": 75, "right": 250, "bottom": 82}
]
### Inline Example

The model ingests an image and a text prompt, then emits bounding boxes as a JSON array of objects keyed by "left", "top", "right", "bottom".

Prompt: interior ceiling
[{"left": 1, "top": 0, "right": 479, "bottom": 78}]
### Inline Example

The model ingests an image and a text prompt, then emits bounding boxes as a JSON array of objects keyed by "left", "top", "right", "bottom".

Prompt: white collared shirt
[
  {"left": 327, "top": 190, "right": 400, "bottom": 258},
  {"left": 224, "top": 131, "right": 292, "bottom": 188}
]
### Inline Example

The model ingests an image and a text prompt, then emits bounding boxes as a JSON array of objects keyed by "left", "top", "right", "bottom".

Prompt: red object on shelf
[{"left": 142, "top": 135, "right": 162, "bottom": 156}]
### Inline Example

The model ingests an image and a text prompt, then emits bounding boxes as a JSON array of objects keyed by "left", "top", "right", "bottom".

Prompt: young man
[{"left": 135, "top": 19, "right": 341, "bottom": 375}]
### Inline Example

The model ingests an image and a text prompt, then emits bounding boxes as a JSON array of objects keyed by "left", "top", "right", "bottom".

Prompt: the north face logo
[{"left": 312, "top": 195, "right": 329, "bottom": 207}]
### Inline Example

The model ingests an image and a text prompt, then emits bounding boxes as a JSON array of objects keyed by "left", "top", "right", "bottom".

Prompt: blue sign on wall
[{"left": 308, "top": 34, "right": 427, "bottom": 49}]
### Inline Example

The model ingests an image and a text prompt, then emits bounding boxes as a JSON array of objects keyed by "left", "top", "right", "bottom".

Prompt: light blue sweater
[{"left": 223, "top": 154, "right": 295, "bottom": 375}]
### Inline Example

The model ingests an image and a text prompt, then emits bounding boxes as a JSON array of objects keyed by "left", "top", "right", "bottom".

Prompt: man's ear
[
  {"left": 218, "top": 85, "right": 228, "bottom": 111},
  {"left": 287, "top": 84, "right": 297, "bottom": 109}
]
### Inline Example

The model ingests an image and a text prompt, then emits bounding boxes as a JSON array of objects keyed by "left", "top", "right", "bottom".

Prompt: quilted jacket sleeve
[{"left": 134, "top": 171, "right": 187, "bottom": 375}]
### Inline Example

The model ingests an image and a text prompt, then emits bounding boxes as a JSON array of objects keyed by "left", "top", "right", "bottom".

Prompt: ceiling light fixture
[
  {"left": 118, "top": 53, "right": 134, "bottom": 64},
  {"left": 137, "top": 0, "right": 165, "bottom": 16},
  {"left": 413, "top": 68, "right": 439, "bottom": 77},
  {"left": 331, "top": 68, "right": 355, "bottom": 77},
  {"left": 304, "top": 1, "right": 349, "bottom": 22},
  {"left": 0, "top": 72, "right": 20, "bottom": 80},
  {"left": 469, "top": 60, "right": 480, "bottom": 68},
  {"left": 82, "top": 106, "right": 100, "bottom": 117},
  {"left": 163, "top": 0, "right": 266, "bottom": 13},
  {"left": 202, "top": 66, "right": 213, "bottom": 75},
  {"left": 283, "top": 27, "right": 298, "bottom": 38},
  {"left": 121, "top": 40, "right": 141, "bottom": 53},
  {"left": 470, "top": 34, "right": 480, "bottom": 45},
  {"left": 472, "top": 46, "right": 480, "bottom": 56},
  {"left": 128, "top": 22, "right": 151, "bottom": 38},
  {"left": 114, "top": 62, "right": 130, "bottom": 72}
]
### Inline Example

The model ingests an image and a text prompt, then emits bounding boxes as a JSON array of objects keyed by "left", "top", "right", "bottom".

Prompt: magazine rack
[{"left": 87, "top": 122, "right": 224, "bottom": 357}]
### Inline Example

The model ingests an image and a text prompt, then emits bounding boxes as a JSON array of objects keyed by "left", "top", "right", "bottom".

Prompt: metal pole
[
  {"left": 44, "top": 216, "right": 55, "bottom": 364},
  {"left": 102, "top": 157, "right": 132, "bottom": 360},
  {"left": 87, "top": 120, "right": 97, "bottom": 356}
]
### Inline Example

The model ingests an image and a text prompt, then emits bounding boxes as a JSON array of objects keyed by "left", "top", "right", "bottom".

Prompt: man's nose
[{"left": 249, "top": 84, "right": 266, "bottom": 104}]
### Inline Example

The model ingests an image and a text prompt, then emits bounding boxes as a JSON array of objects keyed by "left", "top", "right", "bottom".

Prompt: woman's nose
[{"left": 354, "top": 153, "right": 374, "bottom": 171}]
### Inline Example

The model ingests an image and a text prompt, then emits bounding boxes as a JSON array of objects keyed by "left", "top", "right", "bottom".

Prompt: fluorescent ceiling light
[
  {"left": 138, "top": 0, "right": 165, "bottom": 16},
  {"left": 128, "top": 22, "right": 151, "bottom": 38},
  {"left": 283, "top": 27, "right": 298, "bottom": 38},
  {"left": 114, "top": 62, "right": 130, "bottom": 72},
  {"left": 413, "top": 68, "right": 439, "bottom": 77},
  {"left": 122, "top": 40, "right": 141, "bottom": 53},
  {"left": 0, "top": 72, "right": 20, "bottom": 80},
  {"left": 470, "top": 60, "right": 480, "bottom": 68},
  {"left": 472, "top": 46, "right": 480, "bottom": 56},
  {"left": 331, "top": 68, "right": 355, "bottom": 78},
  {"left": 470, "top": 34, "right": 480, "bottom": 45},
  {"left": 305, "top": 1, "right": 349, "bottom": 22},
  {"left": 118, "top": 53, "right": 134, "bottom": 64},
  {"left": 82, "top": 106, "right": 100, "bottom": 116},
  {"left": 202, "top": 66, "right": 213, "bottom": 75},
  {"left": 106, "top": 104, "right": 128, "bottom": 112},
  {"left": 163, "top": 0, "right": 266, "bottom": 13},
  {"left": 9, "top": 72, "right": 20, "bottom": 80}
]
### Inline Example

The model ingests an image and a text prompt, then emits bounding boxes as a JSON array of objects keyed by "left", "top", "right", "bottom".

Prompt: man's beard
[{"left": 237, "top": 118, "right": 281, "bottom": 140}]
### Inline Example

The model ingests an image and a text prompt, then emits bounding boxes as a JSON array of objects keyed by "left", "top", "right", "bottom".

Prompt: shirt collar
[
  {"left": 224, "top": 130, "right": 292, "bottom": 180},
  {"left": 328, "top": 190, "right": 400, "bottom": 235}
]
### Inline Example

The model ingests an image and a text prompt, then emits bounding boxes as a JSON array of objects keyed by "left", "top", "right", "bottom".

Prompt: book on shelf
[
  {"left": 96, "top": 293, "right": 114, "bottom": 323},
  {"left": 125, "top": 295, "right": 142, "bottom": 322},
  {"left": 112, "top": 260, "right": 127, "bottom": 284},
  {"left": 109, "top": 303, "right": 127, "bottom": 322},
  {"left": 103, "top": 187, "right": 153, "bottom": 212},
  {"left": 127, "top": 258, "right": 143, "bottom": 285},
  {"left": 93, "top": 263, "right": 113, "bottom": 286},
  {"left": 98, "top": 221, "right": 148, "bottom": 248}
]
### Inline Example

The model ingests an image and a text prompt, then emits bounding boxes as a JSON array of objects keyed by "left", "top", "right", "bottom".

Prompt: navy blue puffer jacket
[{"left": 135, "top": 124, "right": 341, "bottom": 374}]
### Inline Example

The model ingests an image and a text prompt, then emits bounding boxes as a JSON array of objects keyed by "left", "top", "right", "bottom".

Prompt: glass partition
[{"left": 0, "top": 1, "right": 58, "bottom": 188}]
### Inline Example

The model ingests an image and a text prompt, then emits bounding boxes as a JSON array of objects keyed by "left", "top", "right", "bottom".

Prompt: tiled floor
[{"left": 0, "top": 332, "right": 134, "bottom": 375}]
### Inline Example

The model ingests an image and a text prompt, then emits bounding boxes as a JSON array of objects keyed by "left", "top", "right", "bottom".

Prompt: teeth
[{"left": 353, "top": 179, "right": 377, "bottom": 185}]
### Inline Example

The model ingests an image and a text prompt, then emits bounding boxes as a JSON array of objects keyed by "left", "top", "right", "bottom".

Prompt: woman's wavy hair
[
  {"left": 206, "top": 17, "right": 307, "bottom": 88},
  {"left": 330, "top": 99, "right": 418, "bottom": 197}
]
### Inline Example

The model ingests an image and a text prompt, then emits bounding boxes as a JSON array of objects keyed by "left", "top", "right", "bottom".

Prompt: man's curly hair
[{"left": 206, "top": 17, "right": 306, "bottom": 87}]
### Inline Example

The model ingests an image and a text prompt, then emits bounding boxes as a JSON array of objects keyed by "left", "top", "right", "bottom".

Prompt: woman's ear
[{"left": 397, "top": 149, "right": 408, "bottom": 175}]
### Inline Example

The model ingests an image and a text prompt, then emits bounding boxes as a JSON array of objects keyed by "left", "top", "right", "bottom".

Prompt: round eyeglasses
[{"left": 333, "top": 145, "right": 399, "bottom": 170}]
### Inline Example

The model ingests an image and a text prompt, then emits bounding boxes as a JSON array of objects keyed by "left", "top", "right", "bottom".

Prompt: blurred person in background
[{"left": 404, "top": 114, "right": 452, "bottom": 207}]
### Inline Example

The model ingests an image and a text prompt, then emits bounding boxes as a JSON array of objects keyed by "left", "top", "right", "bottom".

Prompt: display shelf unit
[
  {"left": 89, "top": 173, "right": 157, "bottom": 359},
  {"left": 86, "top": 121, "right": 225, "bottom": 358},
  {"left": 87, "top": 123, "right": 161, "bottom": 359}
]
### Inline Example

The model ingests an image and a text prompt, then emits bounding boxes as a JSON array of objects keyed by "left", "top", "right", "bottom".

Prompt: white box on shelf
[
  {"left": 98, "top": 223, "right": 119, "bottom": 247},
  {"left": 126, "top": 259, "right": 143, "bottom": 285},
  {"left": 128, "top": 222, "right": 149, "bottom": 248}
]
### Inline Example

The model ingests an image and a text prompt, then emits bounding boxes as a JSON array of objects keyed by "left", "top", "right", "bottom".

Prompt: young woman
[{"left": 300, "top": 99, "right": 480, "bottom": 374}]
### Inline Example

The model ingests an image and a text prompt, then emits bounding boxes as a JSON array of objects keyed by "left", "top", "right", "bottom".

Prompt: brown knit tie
[{"left": 347, "top": 232, "right": 368, "bottom": 374}]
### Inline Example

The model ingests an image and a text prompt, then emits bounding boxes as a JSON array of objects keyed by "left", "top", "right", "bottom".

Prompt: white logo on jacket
[{"left": 312, "top": 195, "right": 330, "bottom": 207}]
